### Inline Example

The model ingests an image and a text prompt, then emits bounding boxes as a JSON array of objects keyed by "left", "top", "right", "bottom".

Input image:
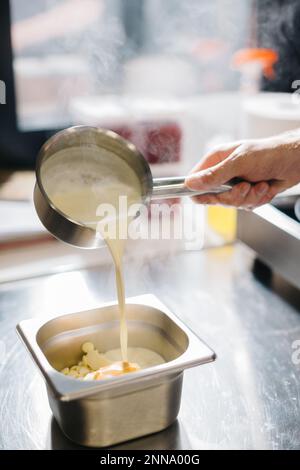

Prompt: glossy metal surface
[
  {"left": 152, "top": 176, "right": 233, "bottom": 200},
  {"left": 1, "top": 243, "right": 300, "bottom": 449},
  {"left": 238, "top": 204, "right": 300, "bottom": 290},
  {"left": 48, "top": 373, "right": 183, "bottom": 448},
  {"left": 34, "top": 126, "right": 233, "bottom": 248},
  {"left": 17, "top": 295, "right": 215, "bottom": 447},
  {"left": 34, "top": 126, "right": 151, "bottom": 249}
]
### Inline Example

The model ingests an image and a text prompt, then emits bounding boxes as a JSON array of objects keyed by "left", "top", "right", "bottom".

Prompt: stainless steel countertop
[{"left": 0, "top": 242, "right": 300, "bottom": 450}]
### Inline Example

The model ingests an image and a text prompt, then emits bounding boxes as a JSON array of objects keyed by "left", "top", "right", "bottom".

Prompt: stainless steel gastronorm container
[{"left": 17, "top": 295, "right": 216, "bottom": 448}]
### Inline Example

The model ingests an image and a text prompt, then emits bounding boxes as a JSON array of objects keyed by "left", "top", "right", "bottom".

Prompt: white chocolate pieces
[
  {"left": 61, "top": 342, "right": 111, "bottom": 379},
  {"left": 60, "top": 344, "right": 165, "bottom": 381}
]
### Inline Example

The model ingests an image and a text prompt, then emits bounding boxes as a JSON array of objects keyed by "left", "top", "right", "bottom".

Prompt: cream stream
[{"left": 49, "top": 148, "right": 142, "bottom": 364}]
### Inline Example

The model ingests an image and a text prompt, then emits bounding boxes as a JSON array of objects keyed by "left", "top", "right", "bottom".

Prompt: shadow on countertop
[{"left": 252, "top": 257, "right": 300, "bottom": 313}]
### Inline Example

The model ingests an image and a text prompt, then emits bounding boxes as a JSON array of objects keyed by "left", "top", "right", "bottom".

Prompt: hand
[{"left": 185, "top": 132, "right": 300, "bottom": 209}]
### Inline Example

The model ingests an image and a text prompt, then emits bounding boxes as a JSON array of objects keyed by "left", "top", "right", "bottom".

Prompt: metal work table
[{"left": 0, "top": 242, "right": 299, "bottom": 450}]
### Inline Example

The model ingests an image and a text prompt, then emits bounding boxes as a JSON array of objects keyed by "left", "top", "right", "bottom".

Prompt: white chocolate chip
[
  {"left": 60, "top": 343, "right": 111, "bottom": 379},
  {"left": 69, "top": 370, "right": 80, "bottom": 378},
  {"left": 85, "top": 350, "right": 111, "bottom": 370},
  {"left": 82, "top": 342, "right": 95, "bottom": 354},
  {"left": 82, "top": 355, "right": 89, "bottom": 366}
]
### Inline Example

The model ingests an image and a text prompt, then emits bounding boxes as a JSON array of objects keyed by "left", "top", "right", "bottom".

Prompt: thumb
[{"left": 185, "top": 159, "right": 235, "bottom": 191}]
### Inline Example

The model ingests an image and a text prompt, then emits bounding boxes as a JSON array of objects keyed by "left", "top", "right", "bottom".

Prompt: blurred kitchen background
[{"left": 1, "top": 0, "right": 300, "bottom": 282}]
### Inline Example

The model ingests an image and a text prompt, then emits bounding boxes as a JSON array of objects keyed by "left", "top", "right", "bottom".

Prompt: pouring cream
[{"left": 48, "top": 146, "right": 164, "bottom": 377}]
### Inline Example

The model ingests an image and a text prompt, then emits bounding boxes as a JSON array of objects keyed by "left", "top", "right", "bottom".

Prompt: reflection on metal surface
[
  {"left": 238, "top": 204, "right": 300, "bottom": 290},
  {"left": 0, "top": 243, "right": 300, "bottom": 449},
  {"left": 50, "top": 418, "right": 191, "bottom": 450}
]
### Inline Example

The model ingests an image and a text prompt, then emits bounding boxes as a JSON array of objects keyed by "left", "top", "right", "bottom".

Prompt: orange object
[{"left": 232, "top": 48, "right": 278, "bottom": 80}]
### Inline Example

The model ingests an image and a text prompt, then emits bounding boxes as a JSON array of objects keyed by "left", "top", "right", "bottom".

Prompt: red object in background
[
  {"left": 144, "top": 122, "right": 182, "bottom": 164},
  {"left": 101, "top": 122, "right": 182, "bottom": 223},
  {"left": 108, "top": 122, "right": 182, "bottom": 165}
]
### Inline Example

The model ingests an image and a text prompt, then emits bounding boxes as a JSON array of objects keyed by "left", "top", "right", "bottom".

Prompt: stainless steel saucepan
[{"left": 34, "top": 125, "right": 235, "bottom": 249}]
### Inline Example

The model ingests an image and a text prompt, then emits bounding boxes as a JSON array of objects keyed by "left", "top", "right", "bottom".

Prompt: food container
[{"left": 17, "top": 294, "right": 216, "bottom": 447}]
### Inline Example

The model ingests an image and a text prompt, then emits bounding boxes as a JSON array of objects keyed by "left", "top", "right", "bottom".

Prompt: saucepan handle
[{"left": 152, "top": 176, "right": 243, "bottom": 200}]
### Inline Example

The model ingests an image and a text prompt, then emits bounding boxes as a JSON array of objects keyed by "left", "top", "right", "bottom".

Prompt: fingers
[
  {"left": 191, "top": 182, "right": 251, "bottom": 207},
  {"left": 257, "top": 180, "right": 295, "bottom": 207},
  {"left": 240, "top": 181, "right": 270, "bottom": 209},
  {"left": 191, "top": 181, "right": 271, "bottom": 209},
  {"left": 186, "top": 155, "right": 239, "bottom": 192},
  {"left": 190, "top": 142, "right": 242, "bottom": 174},
  {"left": 190, "top": 144, "right": 242, "bottom": 174},
  {"left": 187, "top": 137, "right": 298, "bottom": 209}
]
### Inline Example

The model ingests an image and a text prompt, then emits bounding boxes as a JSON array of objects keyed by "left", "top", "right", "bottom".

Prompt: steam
[
  {"left": 11, "top": 0, "right": 256, "bottom": 132},
  {"left": 11, "top": 0, "right": 126, "bottom": 129},
  {"left": 256, "top": 0, "right": 299, "bottom": 91},
  {"left": 144, "top": 0, "right": 251, "bottom": 55}
]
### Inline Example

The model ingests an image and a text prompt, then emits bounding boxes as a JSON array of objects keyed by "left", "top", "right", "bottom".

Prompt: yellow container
[{"left": 208, "top": 206, "right": 237, "bottom": 242}]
